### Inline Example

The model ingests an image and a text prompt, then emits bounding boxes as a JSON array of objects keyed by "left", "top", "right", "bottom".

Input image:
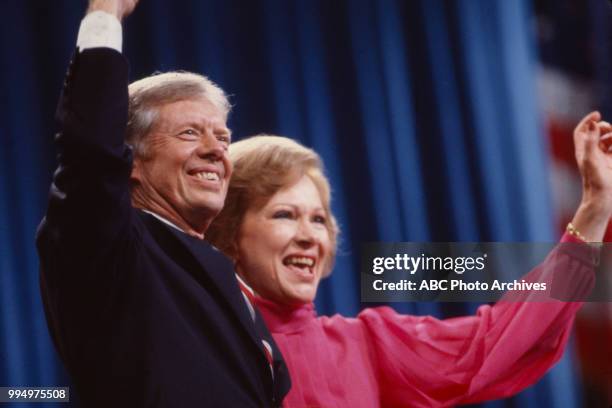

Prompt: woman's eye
[
  {"left": 313, "top": 215, "right": 327, "bottom": 224},
  {"left": 272, "top": 210, "right": 293, "bottom": 219}
]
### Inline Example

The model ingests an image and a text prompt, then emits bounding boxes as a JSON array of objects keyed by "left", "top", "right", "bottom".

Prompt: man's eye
[
  {"left": 216, "top": 135, "right": 230, "bottom": 144},
  {"left": 272, "top": 210, "right": 293, "bottom": 219},
  {"left": 180, "top": 129, "right": 198, "bottom": 137}
]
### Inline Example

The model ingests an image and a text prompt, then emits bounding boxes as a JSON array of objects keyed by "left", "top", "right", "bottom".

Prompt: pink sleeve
[
  {"left": 358, "top": 236, "right": 595, "bottom": 407},
  {"left": 560, "top": 231, "right": 585, "bottom": 243}
]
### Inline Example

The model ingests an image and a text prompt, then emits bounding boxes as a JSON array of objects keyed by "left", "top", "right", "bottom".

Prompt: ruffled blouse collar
[{"left": 253, "top": 296, "right": 317, "bottom": 334}]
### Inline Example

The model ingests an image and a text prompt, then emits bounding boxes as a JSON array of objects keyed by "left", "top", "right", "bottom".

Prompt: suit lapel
[
  {"left": 169, "top": 227, "right": 292, "bottom": 399},
  {"left": 179, "top": 233, "right": 258, "bottom": 334},
  {"left": 140, "top": 212, "right": 261, "bottom": 348},
  {"left": 140, "top": 212, "right": 291, "bottom": 401}
]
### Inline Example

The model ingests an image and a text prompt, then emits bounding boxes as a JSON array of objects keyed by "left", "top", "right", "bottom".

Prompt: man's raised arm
[
  {"left": 38, "top": 0, "right": 141, "bottom": 266},
  {"left": 77, "top": 1, "right": 138, "bottom": 52},
  {"left": 87, "top": 0, "right": 138, "bottom": 22}
]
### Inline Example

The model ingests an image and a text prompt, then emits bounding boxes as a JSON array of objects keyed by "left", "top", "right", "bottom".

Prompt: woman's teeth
[
  {"left": 195, "top": 172, "right": 219, "bottom": 181},
  {"left": 284, "top": 257, "right": 314, "bottom": 267}
]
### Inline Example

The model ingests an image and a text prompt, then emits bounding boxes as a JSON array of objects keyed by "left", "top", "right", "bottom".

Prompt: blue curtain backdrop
[{"left": 0, "top": 0, "right": 585, "bottom": 406}]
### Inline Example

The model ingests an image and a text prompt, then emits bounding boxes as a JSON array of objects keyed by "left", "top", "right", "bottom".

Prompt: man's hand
[
  {"left": 88, "top": 0, "right": 139, "bottom": 21},
  {"left": 570, "top": 111, "right": 612, "bottom": 241}
]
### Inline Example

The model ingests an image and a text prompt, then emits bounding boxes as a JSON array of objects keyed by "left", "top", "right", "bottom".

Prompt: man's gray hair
[{"left": 127, "top": 71, "right": 230, "bottom": 157}]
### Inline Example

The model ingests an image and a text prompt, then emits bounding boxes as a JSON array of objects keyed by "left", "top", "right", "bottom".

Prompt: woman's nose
[{"left": 294, "top": 219, "right": 317, "bottom": 248}]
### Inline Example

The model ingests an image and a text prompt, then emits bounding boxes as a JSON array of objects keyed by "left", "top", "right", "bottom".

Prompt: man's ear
[{"left": 130, "top": 158, "right": 142, "bottom": 184}]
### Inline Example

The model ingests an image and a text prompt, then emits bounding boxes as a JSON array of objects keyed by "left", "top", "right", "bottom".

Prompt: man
[{"left": 36, "top": 0, "right": 290, "bottom": 406}]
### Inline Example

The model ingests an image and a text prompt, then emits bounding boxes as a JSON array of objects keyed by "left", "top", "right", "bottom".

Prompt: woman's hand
[{"left": 570, "top": 111, "right": 612, "bottom": 241}]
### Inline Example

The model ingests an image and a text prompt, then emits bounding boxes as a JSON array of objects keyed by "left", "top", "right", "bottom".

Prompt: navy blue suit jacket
[{"left": 36, "top": 48, "right": 290, "bottom": 407}]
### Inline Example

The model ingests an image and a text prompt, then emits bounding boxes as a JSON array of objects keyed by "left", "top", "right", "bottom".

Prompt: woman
[{"left": 207, "top": 112, "right": 612, "bottom": 407}]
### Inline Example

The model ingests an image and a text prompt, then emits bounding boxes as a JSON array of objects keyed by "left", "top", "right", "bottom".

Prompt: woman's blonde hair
[{"left": 207, "top": 135, "right": 339, "bottom": 277}]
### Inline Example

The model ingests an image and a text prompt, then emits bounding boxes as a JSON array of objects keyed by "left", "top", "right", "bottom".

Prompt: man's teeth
[
  {"left": 285, "top": 257, "right": 314, "bottom": 267},
  {"left": 195, "top": 172, "right": 219, "bottom": 181}
]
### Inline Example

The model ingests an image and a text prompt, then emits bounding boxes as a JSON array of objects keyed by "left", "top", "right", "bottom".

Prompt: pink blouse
[{"left": 255, "top": 234, "right": 595, "bottom": 407}]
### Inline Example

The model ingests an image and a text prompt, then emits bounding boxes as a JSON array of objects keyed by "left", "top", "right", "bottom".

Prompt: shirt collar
[
  {"left": 141, "top": 209, "right": 187, "bottom": 234},
  {"left": 235, "top": 273, "right": 256, "bottom": 297}
]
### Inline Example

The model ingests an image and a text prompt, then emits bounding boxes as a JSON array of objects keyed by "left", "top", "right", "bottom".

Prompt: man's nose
[{"left": 196, "top": 132, "right": 225, "bottom": 160}]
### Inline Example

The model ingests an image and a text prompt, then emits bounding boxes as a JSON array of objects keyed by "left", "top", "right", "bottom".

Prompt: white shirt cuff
[{"left": 76, "top": 11, "right": 122, "bottom": 53}]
